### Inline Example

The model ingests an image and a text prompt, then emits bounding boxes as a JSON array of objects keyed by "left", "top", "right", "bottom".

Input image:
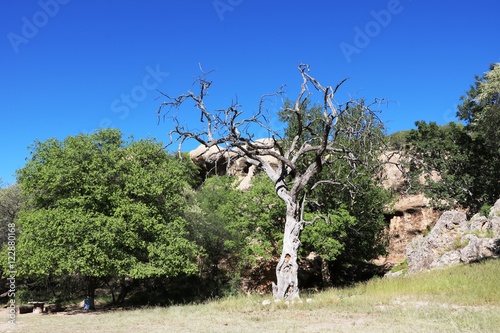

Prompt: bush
[{"left": 479, "top": 203, "right": 492, "bottom": 217}]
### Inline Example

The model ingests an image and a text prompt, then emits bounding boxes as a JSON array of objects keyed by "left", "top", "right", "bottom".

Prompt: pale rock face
[
  {"left": 406, "top": 198, "right": 500, "bottom": 274},
  {"left": 189, "top": 140, "right": 279, "bottom": 190},
  {"left": 189, "top": 144, "right": 234, "bottom": 177},
  {"left": 376, "top": 153, "right": 443, "bottom": 265},
  {"left": 382, "top": 194, "right": 442, "bottom": 264}
]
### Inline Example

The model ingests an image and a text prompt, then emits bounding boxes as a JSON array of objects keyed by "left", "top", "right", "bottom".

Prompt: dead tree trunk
[
  {"left": 272, "top": 200, "right": 301, "bottom": 300},
  {"left": 269, "top": 177, "right": 307, "bottom": 300}
]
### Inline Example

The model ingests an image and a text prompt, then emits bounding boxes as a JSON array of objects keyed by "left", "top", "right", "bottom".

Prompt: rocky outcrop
[
  {"left": 379, "top": 152, "right": 442, "bottom": 265},
  {"left": 383, "top": 194, "right": 442, "bottom": 264},
  {"left": 189, "top": 144, "right": 237, "bottom": 178},
  {"left": 406, "top": 198, "right": 500, "bottom": 274},
  {"left": 189, "top": 142, "right": 279, "bottom": 190}
]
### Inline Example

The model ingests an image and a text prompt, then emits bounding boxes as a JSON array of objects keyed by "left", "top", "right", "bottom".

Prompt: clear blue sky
[{"left": 1, "top": 0, "right": 499, "bottom": 186}]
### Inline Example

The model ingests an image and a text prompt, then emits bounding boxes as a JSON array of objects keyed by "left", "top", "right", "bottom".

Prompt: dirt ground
[{"left": 2, "top": 302, "right": 500, "bottom": 333}]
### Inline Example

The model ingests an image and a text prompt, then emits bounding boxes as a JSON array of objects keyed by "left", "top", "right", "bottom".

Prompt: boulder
[
  {"left": 189, "top": 144, "right": 236, "bottom": 177},
  {"left": 406, "top": 198, "right": 500, "bottom": 274}
]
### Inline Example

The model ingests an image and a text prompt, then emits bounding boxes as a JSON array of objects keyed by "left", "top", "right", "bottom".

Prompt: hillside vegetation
[{"left": 1, "top": 63, "right": 499, "bottom": 307}]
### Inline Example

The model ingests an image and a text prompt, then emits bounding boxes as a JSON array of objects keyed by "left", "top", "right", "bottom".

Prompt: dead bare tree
[{"left": 157, "top": 64, "right": 388, "bottom": 300}]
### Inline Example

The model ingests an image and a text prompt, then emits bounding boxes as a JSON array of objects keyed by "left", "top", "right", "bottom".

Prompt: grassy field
[{"left": 3, "top": 259, "right": 500, "bottom": 333}]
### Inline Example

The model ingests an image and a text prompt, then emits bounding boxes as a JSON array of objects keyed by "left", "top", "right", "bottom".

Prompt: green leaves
[
  {"left": 276, "top": 97, "right": 392, "bottom": 271},
  {"left": 301, "top": 208, "right": 354, "bottom": 261},
  {"left": 10, "top": 129, "right": 200, "bottom": 282},
  {"left": 186, "top": 174, "right": 285, "bottom": 274},
  {"left": 458, "top": 63, "right": 500, "bottom": 149},
  {"left": 407, "top": 64, "right": 500, "bottom": 213}
]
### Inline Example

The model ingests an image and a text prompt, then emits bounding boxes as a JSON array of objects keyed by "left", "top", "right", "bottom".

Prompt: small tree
[{"left": 157, "top": 64, "right": 388, "bottom": 300}]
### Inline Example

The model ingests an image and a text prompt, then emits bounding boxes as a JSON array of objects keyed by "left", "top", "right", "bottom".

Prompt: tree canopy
[
  {"left": 458, "top": 63, "right": 500, "bottom": 148},
  {"left": 406, "top": 64, "right": 500, "bottom": 213},
  {"left": 10, "top": 129, "right": 201, "bottom": 305}
]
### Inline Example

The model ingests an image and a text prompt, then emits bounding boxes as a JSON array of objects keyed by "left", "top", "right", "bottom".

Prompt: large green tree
[
  {"left": 11, "top": 129, "right": 200, "bottom": 307},
  {"left": 184, "top": 174, "right": 285, "bottom": 296},
  {"left": 407, "top": 64, "right": 500, "bottom": 213},
  {"left": 458, "top": 63, "right": 500, "bottom": 148}
]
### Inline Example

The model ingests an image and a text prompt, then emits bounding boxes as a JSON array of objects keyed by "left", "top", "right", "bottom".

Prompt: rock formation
[
  {"left": 189, "top": 142, "right": 279, "bottom": 190},
  {"left": 378, "top": 152, "right": 442, "bottom": 266},
  {"left": 383, "top": 194, "right": 442, "bottom": 264},
  {"left": 406, "top": 198, "right": 500, "bottom": 274}
]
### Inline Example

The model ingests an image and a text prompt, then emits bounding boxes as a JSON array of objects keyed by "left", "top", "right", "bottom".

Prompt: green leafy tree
[
  {"left": 184, "top": 175, "right": 238, "bottom": 294},
  {"left": 0, "top": 182, "right": 23, "bottom": 297},
  {"left": 458, "top": 63, "right": 500, "bottom": 148},
  {"left": 387, "top": 130, "right": 410, "bottom": 150},
  {"left": 407, "top": 64, "right": 500, "bottom": 213},
  {"left": 280, "top": 99, "right": 391, "bottom": 282},
  {"left": 235, "top": 174, "right": 285, "bottom": 261},
  {"left": 9, "top": 129, "right": 200, "bottom": 307},
  {"left": 456, "top": 63, "right": 500, "bottom": 210}
]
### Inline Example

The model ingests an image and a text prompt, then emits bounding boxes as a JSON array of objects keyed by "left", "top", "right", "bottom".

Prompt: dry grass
[{"left": 3, "top": 260, "right": 500, "bottom": 333}]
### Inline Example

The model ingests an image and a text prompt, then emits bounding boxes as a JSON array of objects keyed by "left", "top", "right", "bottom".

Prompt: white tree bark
[{"left": 272, "top": 198, "right": 301, "bottom": 300}]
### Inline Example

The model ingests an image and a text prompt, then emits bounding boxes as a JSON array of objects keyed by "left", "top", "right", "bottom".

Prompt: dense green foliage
[
  {"left": 457, "top": 63, "right": 500, "bottom": 148},
  {"left": 184, "top": 174, "right": 285, "bottom": 295},
  {"left": 7, "top": 129, "right": 201, "bottom": 302},
  {"left": 184, "top": 169, "right": 390, "bottom": 293},
  {"left": 182, "top": 99, "right": 393, "bottom": 294},
  {"left": 223, "top": 174, "right": 285, "bottom": 263},
  {"left": 406, "top": 64, "right": 500, "bottom": 213},
  {"left": 387, "top": 130, "right": 410, "bottom": 150}
]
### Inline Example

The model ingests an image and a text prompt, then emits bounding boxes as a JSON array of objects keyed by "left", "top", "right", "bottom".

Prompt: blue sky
[{"left": 1, "top": 0, "right": 500, "bottom": 186}]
